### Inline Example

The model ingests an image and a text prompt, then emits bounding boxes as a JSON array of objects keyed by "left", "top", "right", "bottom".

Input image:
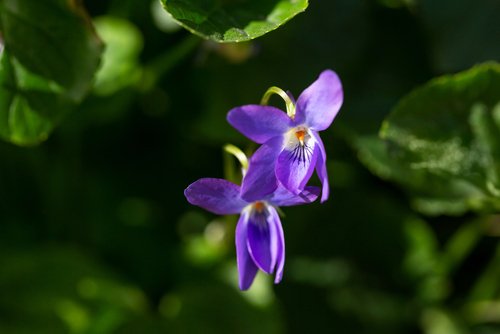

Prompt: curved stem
[
  {"left": 260, "top": 86, "right": 296, "bottom": 119},
  {"left": 224, "top": 144, "right": 248, "bottom": 175}
]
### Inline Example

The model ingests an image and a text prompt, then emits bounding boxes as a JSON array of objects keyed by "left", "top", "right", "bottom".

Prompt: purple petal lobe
[
  {"left": 295, "top": 70, "right": 343, "bottom": 131},
  {"left": 241, "top": 137, "right": 283, "bottom": 202},
  {"left": 269, "top": 185, "right": 320, "bottom": 207},
  {"left": 184, "top": 178, "right": 247, "bottom": 215},
  {"left": 235, "top": 212, "right": 259, "bottom": 290},
  {"left": 276, "top": 139, "right": 319, "bottom": 195},
  {"left": 268, "top": 207, "right": 285, "bottom": 284},
  {"left": 246, "top": 205, "right": 279, "bottom": 274},
  {"left": 227, "top": 105, "right": 291, "bottom": 144},
  {"left": 312, "top": 131, "right": 329, "bottom": 202}
]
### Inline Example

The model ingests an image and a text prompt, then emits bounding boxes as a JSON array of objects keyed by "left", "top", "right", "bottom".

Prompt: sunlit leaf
[
  {"left": 359, "top": 63, "right": 500, "bottom": 215},
  {"left": 160, "top": 0, "right": 308, "bottom": 42},
  {"left": 355, "top": 135, "right": 485, "bottom": 215}
]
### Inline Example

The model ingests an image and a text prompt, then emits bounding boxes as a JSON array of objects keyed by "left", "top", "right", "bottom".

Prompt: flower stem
[
  {"left": 223, "top": 144, "right": 249, "bottom": 174},
  {"left": 260, "top": 86, "right": 296, "bottom": 118}
]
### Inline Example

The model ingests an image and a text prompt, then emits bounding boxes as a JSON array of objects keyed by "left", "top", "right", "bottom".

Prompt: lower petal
[
  {"left": 235, "top": 212, "right": 259, "bottom": 290},
  {"left": 268, "top": 207, "right": 285, "bottom": 284},
  {"left": 269, "top": 185, "right": 321, "bottom": 207},
  {"left": 312, "top": 132, "right": 329, "bottom": 202},
  {"left": 276, "top": 140, "right": 319, "bottom": 194},
  {"left": 246, "top": 208, "right": 279, "bottom": 274}
]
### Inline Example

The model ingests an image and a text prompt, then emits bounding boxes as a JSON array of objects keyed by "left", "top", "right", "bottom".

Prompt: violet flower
[
  {"left": 184, "top": 178, "right": 319, "bottom": 290},
  {"left": 227, "top": 70, "right": 343, "bottom": 203}
]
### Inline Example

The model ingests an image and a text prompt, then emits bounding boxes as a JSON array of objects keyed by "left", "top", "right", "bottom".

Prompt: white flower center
[
  {"left": 242, "top": 201, "right": 271, "bottom": 226},
  {"left": 282, "top": 126, "right": 315, "bottom": 165}
]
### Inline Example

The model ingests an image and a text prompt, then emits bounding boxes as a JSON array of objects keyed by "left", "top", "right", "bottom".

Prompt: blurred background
[{"left": 1, "top": 0, "right": 499, "bottom": 333}]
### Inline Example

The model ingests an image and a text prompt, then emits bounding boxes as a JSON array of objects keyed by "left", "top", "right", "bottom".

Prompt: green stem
[
  {"left": 261, "top": 86, "right": 296, "bottom": 118},
  {"left": 223, "top": 144, "right": 248, "bottom": 173}
]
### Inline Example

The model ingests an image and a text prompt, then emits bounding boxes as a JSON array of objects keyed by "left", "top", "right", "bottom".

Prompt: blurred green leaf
[
  {"left": 0, "top": 0, "right": 103, "bottom": 100},
  {"left": 355, "top": 135, "right": 485, "bottom": 215},
  {"left": 93, "top": 16, "right": 143, "bottom": 96},
  {"left": 360, "top": 63, "right": 500, "bottom": 215},
  {"left": 160, "top": 0, "right": 308, "bottom": 42},
  {"left": 468, "top": 243, "right": 500, "bottom": 302},
  {"left": 421, "top": 308, "right": 467, "bottom": 334},
  {"left": 0, "top": 247, "right": 148, "bottom": 334},
  {"left": 0, "top": 0, "right": 103, "bottom": 145},
  {"left": 159, "top": 283, "right": 283, "bottom": 334},
  {"left": 151, "top": 0, "right": 182, "bottom": 33},
  {"left": 403, "top": 218, "right": 439, "bottom": 278},
  {"left": 0, "top": 51, "right": 72, "bottom": 145},
  {"left": 403, "top": 218, "right": 451, "bottom": 303}
]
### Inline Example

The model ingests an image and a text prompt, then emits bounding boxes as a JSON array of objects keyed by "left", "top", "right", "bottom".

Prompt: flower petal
[
  {"left": 269, "top": 185, "right": 320, "bottom": 207},
  {"left": 276, "top": 139, "right": 319, "bottom": 194},
  {"left": 312, "top": 131, "right": 329, "bottom": 203},
  {"left": 268, "top": 207, "right": 285, "bottom": 284},
  {"left": 295, "top": 70, "right": 343, "bottom": 131},
  {"left": 184, "top": 178, "right": 247, "bottom": 215},
  {"left": 246, "top": 206, "right": 279, "bottom": 274},
  {"left": 235, "top": 211, "right": 259, "bottom": 290},
  {"left": 227, "top": 105, "right": 291, "bottom": 144},
  {"left": 241, "top": 137, "right": 283, "bottom": 202}
]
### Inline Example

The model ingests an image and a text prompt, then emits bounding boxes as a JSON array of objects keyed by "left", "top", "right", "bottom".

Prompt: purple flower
[
  {"left": 227, "top": 70, "right": 343, "bottom": 203},
  {"left": 184, "top": 178, "right": 319, "bottom": 290}
]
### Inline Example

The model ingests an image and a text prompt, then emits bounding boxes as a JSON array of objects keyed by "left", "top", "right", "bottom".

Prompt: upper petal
[
  {"left": 184, "top": 178, "right": 247, "bottom": 215},
  {"left": 312, "top": 131, "right": 330, "bottom": 203},
  {"left": 268, "top": 185, "right": 320, "bottom": 207},
  {"left": 227, "top": 105, "right": 292, "bottom": 144},
  {"left": 235, "top": 211, "right": 259, "bottom": 290},
  {"left": 294, "top": 70, "right": 343, "bottom": 131},
  {"left": 275, "top": 138, "right": 319, "bottom": 195},
  {"left": 246, "top": 206, "right": 279, "bottom": 274},
  {"left": 241, "top": 137, "right": 283, "bottom": 202}
]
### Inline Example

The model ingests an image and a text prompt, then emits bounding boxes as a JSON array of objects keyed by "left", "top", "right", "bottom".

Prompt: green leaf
[
  {"left": 355, "top": 135, "right": 486, "bottom": 216},
  {"left": 0, "top": 51, "right": 73, "bottom": 145},
  {"left": 93, "top": 16, "right": 143, "bottom": 96},
  {"left": 160, "top": 0, "right": 308, "bottom": 43},
  {"left": 159, "top": 283, "right": 283, "bottom": 334},
  {"left": 0, "top": 0, "right": 103, "bottom": 145},
  {"left": 375, "top": 62, "right": 500, "bottom": 215},
  {"left": 0, "top": 0, "right": 103, "bottom": 101},
  {"left": 0, "top": 247, "right": 148, "bottom": 334}
]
